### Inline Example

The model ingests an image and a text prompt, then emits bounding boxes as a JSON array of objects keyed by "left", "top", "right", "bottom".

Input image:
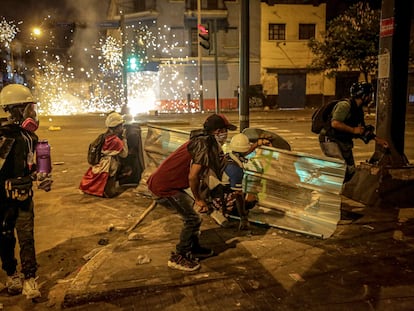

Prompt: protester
[
  {"left": 0, "top": 84, "right": 44, "bottom": 299},
  {"left": 319, "top": 82, "right": 388, "bottom": 182},
  {"left": 210, "top": 133, "right": 271, "bottom": 229},
  {"left": 79, "top": 112, "right": 129, "bottom": 197},
  {"left": 147, "top": 114, "right": 237, "bottom": 272}
]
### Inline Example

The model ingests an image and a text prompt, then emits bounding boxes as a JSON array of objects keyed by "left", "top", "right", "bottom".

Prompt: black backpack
[
  {"left": 311, "top": 99, "right": 344, "bottom": 134},
  {"left": 87, "top": 133, "right": 106, "bottom": 165}
]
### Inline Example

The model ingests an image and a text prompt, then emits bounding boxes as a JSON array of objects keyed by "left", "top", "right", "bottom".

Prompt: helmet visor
[{"left": 23, "top": 103, "right": 38, "bottom": 123}]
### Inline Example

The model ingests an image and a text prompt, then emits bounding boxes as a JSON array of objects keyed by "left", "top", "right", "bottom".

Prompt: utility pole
[
  {"left": 343, "top": 0, "right": 414, "bottom": 206},
  {"left": 120, "top": 13, "right": 128, "bottom": 107},
  {"left": 214, "top": 19, "right": 219, "bottom": 113},
  {"left": 239, "top": 0, "right": 250, "bottom": 131},
  {"left": 197, "top": 0, "right": 204, "bottom": 112}
]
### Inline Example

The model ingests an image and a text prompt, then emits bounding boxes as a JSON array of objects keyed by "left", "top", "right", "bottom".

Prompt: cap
[
  {"left": 105, "top": 112, "right": 124, "bottom": 128},
  {"left": 203, "top": 114, "right": 237, "bottom": 131}
]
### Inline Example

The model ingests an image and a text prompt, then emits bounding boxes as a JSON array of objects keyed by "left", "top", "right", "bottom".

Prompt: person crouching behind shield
[{"left": 210, "top": 133, "right": 270, "bottom": 230}]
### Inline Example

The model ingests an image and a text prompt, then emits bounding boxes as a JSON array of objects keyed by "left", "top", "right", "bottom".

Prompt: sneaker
[
  {"left": 6, "top": 272, "right": 23, "bottom": 295},
  {"left": 191, "top": 245, "right": 214, "bottom": 259},
  {"left": 210, "top": 210, "right": 229, "bottom": 227},
  {"left": 167, "top": 252, "right": 200, "bottom": 272},
  {"left": 22, "top": 277, "right": 41, "bottom": 299}
]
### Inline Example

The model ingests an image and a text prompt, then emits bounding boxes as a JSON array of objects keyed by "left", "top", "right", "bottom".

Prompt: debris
[
  {"left": 53, "top": 161, "right": 65, "bottom": 165},
  {"left": 82, "top": 248, "right": 103, "bottom": 261},
  {"left": 393, "top": 230, "right": 404, "bottom": 241},
  {"left": 136, "top": 254, "right": 151, "bottom": 265},
  {"left": 126, "top": 200, "right": 157, "bottom": 233},
  {"left": 56, "top": 278, "right": 74, "bottom": 284},
  {"left": 362, "top": 225, "right": 374, "bottom": 230},
  {"left": 98, "top": 238, "right": 109, "bottom": 245},
  {"left": 127, "top": 232, "right": 142, "bottom": 241},
  {"left": 107, "top": 224, "right": 115, "bottom": 232},
  {"left": 247, "top": 279, "right": 260, "bottom": 289},
  {"left": 289, "top": 273, "right": 305, "bottom": 282},
  {"left": 48, "top": 126, "right": 62, "bottom": 131}
]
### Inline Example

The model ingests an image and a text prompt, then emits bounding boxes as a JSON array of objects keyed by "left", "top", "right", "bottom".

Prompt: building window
[
  {"left": 268, "top": 24, "right": 285, "bottom": 41},
  {"left": 299, "top": 23, "right": 315, "bottom": 40}
]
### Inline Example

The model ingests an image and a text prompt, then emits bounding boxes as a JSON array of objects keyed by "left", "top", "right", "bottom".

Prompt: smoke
[{"left": 63, "top": 0, "right": 110, "bottom": 72}]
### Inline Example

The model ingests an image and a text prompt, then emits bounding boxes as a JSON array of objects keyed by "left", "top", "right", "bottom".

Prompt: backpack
[
  {"left": 311, "top": 99, "right": 342, "bottom": 134},
  {"left": 87, "top": 133, "right": 106, "bottom": 165}
]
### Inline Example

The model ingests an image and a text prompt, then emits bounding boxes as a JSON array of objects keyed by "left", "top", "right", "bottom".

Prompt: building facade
[
  {"left": 260, "top": 1, "right": 334, "bottom": 109},
  {"left": 106, "top": 0, "right": 262, "bottom": 113}
]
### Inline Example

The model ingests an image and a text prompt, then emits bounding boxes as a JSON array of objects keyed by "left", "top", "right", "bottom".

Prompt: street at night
[
  {"left": 0, "top": 110, "right": 412, "bottom": 310},
  {"left": 1, "top": 0, "right": 414, "bottom": 310}
]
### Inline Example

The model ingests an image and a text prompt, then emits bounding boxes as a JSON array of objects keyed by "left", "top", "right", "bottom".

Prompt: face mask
[
  {"left": 21, "top": 117, "right": 39, "bottom": 132},
  {"left": 215, "top": 132, "right": 228, "bottom": 145},
  {"left": 21, "top": 103, "right": 39, "bottom": 132}
]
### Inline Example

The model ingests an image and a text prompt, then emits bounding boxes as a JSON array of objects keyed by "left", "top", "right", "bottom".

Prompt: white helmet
[
  {"left": 229, "top": 133, "right": 251, "bottom": 153},
  {"left": 105, "top": 112, "right": 124, "bottom": 128},
  {"left": 0, "top": 84, "right": 34, "bottom": 107}
]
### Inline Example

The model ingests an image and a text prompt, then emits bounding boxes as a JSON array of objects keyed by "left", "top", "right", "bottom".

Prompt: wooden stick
[{"left": 126, "top": 200, "right": 157, "bottom": 233}]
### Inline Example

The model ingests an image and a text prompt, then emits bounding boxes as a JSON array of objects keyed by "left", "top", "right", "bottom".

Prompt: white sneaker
[
  {"left": 6, "top": 272, "right": 23, "bottom": 295},
  {"left": 22, "top": 277, "right": 41, "bottom": 299}
]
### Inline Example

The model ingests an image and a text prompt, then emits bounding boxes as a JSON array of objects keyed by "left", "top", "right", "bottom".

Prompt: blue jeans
[{"left": 165, "top": 191, "right": 202, "bottom": 255}]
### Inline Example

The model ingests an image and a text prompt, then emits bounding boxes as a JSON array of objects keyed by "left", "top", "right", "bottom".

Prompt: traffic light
[
  {"left": 198, "top": 24, "right": 210, "bottom": 50},
  {"left": 126, "top": 55, "right": 140, "bottom": 72}
]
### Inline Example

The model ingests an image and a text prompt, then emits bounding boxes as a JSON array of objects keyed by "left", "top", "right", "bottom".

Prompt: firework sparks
[
  {"left": 0, "top": 18, "right": 19, "bottom": 48},
  {"left": 10, "top": 15, "right": 202, "bottom": 115}
]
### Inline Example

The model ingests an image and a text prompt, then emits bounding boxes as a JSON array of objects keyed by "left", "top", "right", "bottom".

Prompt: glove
[{"left": 37, "top": 173, "right": 53, "bottom": 192}]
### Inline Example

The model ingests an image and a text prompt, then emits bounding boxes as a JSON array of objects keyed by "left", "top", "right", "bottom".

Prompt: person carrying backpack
[
  {"left": 319, "top": 82, "right": 388, "bottom": 182},
  {"left": 79, "top": 112, "right": 129, "bottom": 197}
]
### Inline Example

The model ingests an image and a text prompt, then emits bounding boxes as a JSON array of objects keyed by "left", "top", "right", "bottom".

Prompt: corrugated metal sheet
[
  {"left": 243, "top": 146, "right": 346, "bottom": 238},
  {"left": 141, "top": 126, "right": 346, "bottom": 238}
]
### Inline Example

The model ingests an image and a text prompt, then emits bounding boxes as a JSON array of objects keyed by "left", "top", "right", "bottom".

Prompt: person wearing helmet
[
  {"left": 147, "top": 114, "right": 237, "bottom": 272},
  {"left": 319, "top": 81, "right": 388, "bottom": 182},
  {"left": 0, "top": 84, "right": 42, "bottom": 299},
  {"left": 210, "top": 133, "right": 271, "bottom": 230},
  {"left": 79, "top": 111, "right": 129, "bottom": 197}
]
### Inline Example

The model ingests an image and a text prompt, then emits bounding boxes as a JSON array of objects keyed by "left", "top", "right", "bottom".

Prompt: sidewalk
[{"left": 61, "top": 189, "right": 414, "bottom": 310}]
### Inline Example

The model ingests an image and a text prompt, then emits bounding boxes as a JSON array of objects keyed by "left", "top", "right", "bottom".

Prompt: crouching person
[
  {"left": 80, "top": 112, "right": 128, "bottom": 198},
  {"left": 210, "top": 133, "right": 269, "bottom": 230},
  {"left": 147, "top": 114, "right": 237, "bottom": 271}
]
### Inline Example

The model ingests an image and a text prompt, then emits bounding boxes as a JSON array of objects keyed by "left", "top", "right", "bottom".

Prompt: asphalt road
[{"left": 1, "top": 109, "right": 413, "bottom": 310}]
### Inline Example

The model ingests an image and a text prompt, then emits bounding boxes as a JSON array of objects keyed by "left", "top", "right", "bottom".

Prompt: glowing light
[
  {"left": 0, "top": 18, "right": 19, "bottom": 48},
  {"left": 32, "top": 27, "right": 42, "bottom": 37},
  {"left": 10, "top": 16, "right": 202, "bottom": 115}
]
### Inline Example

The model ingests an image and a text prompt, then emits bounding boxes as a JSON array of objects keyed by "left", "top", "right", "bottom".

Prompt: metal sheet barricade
[
  {"left": 136, "top": 125, "right": 190, "bottom": 195},
  {"left": 139, "top": 126, "right": 346, "bottom": 238},
  {"left": 243, "top": 146, "right": 346, "bottom": 239}
]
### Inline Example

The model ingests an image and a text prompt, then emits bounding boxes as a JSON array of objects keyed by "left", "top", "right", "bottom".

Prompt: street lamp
[{"left": 32, "top": 27, "right": 42, "bottom": 37}]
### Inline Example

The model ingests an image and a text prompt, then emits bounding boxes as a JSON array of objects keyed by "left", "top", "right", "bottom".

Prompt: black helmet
[{"left": 350, "top": 82, "right": 373, "bottom": 98}]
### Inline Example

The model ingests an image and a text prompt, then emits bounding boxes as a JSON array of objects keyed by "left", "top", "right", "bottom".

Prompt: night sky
[
  {"left": 1, "top": 0, "right": 110, "bottom": 50},
  {"left": 0, "top": 0, "right": 109, "bottom": 34}
]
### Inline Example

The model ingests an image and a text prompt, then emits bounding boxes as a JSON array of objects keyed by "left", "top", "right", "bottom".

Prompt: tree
[{"left": 308, "top": 2, "right": 380, "bottom": 81}]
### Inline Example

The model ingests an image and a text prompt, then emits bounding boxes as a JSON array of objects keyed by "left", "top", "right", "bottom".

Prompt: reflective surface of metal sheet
[
  {"left": 244, "top": 146, "right": 346, "bottom": 238},
  {"left": 141, "top": 127, "right": 346, "bottom": 238}
]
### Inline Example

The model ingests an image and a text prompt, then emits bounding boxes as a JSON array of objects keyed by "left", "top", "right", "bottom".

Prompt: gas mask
[
  {"left": 21, "top": 103, "right": 39, "bottom": 132},
  {"left": 214, "top": 132, "right": 228, "bottom": 145}
]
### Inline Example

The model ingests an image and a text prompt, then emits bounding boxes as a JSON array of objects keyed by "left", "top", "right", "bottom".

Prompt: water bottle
[{"left": 36, "top": 139, "right": 52, "bottom": 175}]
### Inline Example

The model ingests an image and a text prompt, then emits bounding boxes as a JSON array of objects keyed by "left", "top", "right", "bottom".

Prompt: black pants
[{"left": 0, "top": 199, "right": 37, "bottom": 278}]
